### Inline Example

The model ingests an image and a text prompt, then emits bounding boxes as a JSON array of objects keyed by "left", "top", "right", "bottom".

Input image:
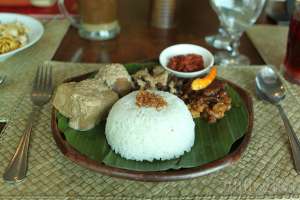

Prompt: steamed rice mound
[{"left": 105, "top": 90, "right": 195, "bottom": 162}]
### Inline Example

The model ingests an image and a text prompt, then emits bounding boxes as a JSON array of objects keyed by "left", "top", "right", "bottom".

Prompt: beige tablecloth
[{"left": 1, "top": 21, "right": 300, "bottom": 199}]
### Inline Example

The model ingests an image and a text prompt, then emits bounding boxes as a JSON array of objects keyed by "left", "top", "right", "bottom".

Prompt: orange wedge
[{"left": 191, "top": 66, "right": 217, "bottom": 91}]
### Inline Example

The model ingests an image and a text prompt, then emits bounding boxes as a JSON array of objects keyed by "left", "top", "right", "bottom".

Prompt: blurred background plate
[{"left": 0, "top": 13, "right": 44, "bottom": 61}]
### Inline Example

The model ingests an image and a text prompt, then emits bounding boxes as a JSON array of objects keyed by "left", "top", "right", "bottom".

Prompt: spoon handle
[{"left": 277, "top": 104, "right": 300, "bottom": 173}]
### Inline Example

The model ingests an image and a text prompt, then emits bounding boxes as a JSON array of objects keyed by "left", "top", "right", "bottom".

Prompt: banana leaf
[{"left": 56, "top": 64, "right": 248, "bottom": 171}]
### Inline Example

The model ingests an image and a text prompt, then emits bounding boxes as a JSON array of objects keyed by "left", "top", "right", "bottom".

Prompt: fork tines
[{"left": 33, "top": 64, "right": 53, "bottom": 93}]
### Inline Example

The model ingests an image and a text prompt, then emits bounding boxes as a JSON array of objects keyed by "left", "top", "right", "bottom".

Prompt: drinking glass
[
  {"left": 205, "top": 0, "right": 231, "bottom": 51},
  {"left": 283, "top": 2, "right": 300, "bottom": 84},
  {"left": 58, "top": 0, "right": 120, "bottom": 41},
  {"left": 205, "top": 25, "right": 231, "bottom": 51},
  {"left": 210, "top": 0, "right": 266, "bottom": 65}
]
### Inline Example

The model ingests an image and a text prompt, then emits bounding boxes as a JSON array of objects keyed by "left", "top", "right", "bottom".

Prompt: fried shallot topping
[{"left": 136, "top": 90, "right": 167, "bottom": 110}]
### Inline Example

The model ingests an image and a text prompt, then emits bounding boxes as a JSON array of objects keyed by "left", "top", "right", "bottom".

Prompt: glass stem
[
  {"left": 230, "top": 33, "right": 242, "bottom": 57},
  {"left": 218, "top": 20, "right": 227, "bottom": 36}
]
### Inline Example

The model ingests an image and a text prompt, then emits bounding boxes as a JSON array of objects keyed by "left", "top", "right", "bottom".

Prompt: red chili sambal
[{"left": 167, "top": 54, "right": 204, "bottom": 72}]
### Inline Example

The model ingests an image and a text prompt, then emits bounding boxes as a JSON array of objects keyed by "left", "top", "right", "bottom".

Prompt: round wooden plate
[{"left": 51, "top": 72, "right": 253, "bottom": 182}]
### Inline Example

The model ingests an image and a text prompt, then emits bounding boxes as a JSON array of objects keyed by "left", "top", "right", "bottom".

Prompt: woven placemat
[
  {"left": 1, "top": 60, "right": 300, "bottom": 199},
  {"left": 246, "top": 25, "right": 288, "bottom": 68}
]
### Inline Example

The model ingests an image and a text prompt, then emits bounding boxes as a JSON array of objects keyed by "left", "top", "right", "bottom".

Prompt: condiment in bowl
[{"left": 159, "top": 44, "right": 214, "bottom": 78}]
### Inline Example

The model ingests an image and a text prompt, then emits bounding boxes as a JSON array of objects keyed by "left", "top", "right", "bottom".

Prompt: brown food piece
[
  {"left": 132, "top": 67, "right": 187, "bottom": 95},
  {"left": 167, "top": 54, "right": 204, "bottom": 72},
  {"left": 52, "top": 79, "right": 119, "bottom": 131},
  {"left": 168, "top": 76, "right": 185, "bottom": 95},
  {"left": 180, "top": 80, "right": 232, "bottom": 123},
  {"left": 132, "top": 66, "right": 169, "bottom": 90},
  {"left": 112, "top": 78, "right": 132, "bottom": 96},
  {"left": 136, "top": 90, "right": 167, "bottom": 110},
  {"left": 95, "top": 63, "right": 133, "bottom": 96}
]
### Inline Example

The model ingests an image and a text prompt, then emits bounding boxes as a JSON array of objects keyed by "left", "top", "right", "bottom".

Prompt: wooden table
[{"left": 53, "top": 0, "right": 267, "bottom": 64}]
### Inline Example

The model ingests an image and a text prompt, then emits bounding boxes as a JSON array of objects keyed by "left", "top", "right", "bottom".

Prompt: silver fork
[{"left": 3, "top": 64, "right": 53, "bottom": 182}]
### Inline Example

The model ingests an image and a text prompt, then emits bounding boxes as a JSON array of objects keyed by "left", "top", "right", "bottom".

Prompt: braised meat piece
[{"left": 180, "top": 80, "right": 231, "bottom": 123}]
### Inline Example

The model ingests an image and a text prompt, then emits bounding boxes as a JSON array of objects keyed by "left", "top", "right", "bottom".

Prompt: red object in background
[
  {"left": 0, "top": 0, "right": 31, "bottom": 6},
  {"left": 284, "top": 10, "right": 300, "bottom": 84},
  {"left": 0, "top": 0, "right": 77, "bottom": 18}
]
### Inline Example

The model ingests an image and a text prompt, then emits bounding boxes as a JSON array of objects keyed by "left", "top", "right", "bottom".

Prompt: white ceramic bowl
[
  {"left": 0, "top": 13, "right": 44, "bottom": 62},
  {"left": 159, "top": 44, "right": 214, "bottom": 78}
]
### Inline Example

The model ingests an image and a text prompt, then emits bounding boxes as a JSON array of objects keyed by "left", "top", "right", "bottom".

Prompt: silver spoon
[{"left": 256, "top": 66, "right": 300, "bottom": 173}]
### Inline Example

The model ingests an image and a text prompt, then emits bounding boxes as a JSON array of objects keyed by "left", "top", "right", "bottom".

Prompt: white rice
[{"left": 105, "top": 90, "right": 195, "bottom": 162}]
